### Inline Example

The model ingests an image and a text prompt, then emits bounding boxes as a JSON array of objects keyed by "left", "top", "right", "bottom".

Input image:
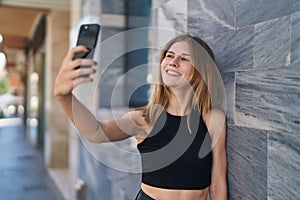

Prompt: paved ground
[{"left": 0, "top": 120, "right": 64, "bottom": 200}]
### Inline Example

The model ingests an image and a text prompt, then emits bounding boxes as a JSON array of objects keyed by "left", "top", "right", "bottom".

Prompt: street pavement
[{"left": 0, "top": 119, "right": 64, "bottom": 200}]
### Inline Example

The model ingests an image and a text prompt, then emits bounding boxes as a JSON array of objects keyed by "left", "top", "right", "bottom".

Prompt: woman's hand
[{"left": 53, "top": 45, "right": 97, "bottom": 101}]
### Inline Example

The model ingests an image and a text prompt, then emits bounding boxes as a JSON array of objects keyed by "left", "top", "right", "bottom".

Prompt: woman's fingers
[
  {"left": 54, "top": 46, "right": 97, "bottom": 99},
  {"left": 73, "top": 76, "right": 94, "bottom": 87},
  {"left": 66, "top": 45, "right": 89, "bottom": 61},
  {"left": 54, "top": 67, "right": 95, "bottom": 99},
  {"left": 62, "top": 45, "right": 93, "bottom": 71},
  {"left": 72, "top": 66, "right": 96, "bottom": 79},
  {"left": 72, "top": 58, "right": 97, "bottom": 70}
]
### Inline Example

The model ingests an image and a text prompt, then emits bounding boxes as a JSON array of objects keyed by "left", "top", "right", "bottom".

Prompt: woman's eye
[
  {"left": 166, "top": 54, "right": 174, "bottom": 58},
  {"left": 182, "top": 57, "right": 190, "bottom": 62}
]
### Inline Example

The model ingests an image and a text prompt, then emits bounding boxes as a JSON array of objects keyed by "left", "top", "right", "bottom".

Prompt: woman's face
[{"left": 160, "top": 41, "right": 194, "bottom": 89}]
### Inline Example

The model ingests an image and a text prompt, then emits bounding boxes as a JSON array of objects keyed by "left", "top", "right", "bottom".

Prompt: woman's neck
[{"left": 167, "top": 88, "right": 193, "bottom": 116}]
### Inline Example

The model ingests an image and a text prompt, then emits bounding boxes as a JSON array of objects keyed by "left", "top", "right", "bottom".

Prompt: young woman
[{"left": 54, "top": 34, "right": 227, "bottom": 200}]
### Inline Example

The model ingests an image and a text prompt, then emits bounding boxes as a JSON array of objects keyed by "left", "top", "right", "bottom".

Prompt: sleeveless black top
[{"left": 137, "top": 110, "right": 212, "bottom": 190}]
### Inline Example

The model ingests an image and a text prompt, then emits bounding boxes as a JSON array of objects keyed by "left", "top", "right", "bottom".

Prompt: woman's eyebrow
[
  {"left": 166, "top": 50, "right": 175, "bottom": 54},
  {"left": 167, "top": 51, "right": 191, "bottom": 57}
]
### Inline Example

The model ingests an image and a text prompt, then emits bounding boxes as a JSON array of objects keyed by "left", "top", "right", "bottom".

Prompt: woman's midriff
[{"left": 141, "top": 183, "right": 209, "bottom": 200}]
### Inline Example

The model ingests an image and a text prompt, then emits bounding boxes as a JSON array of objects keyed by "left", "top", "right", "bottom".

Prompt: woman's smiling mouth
[{"left": 166, "top": 69, "right": 181, "bottom": 76}]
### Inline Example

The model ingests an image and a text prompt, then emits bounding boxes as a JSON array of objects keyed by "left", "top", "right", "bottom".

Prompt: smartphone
[{"left": 74, "top": 23, "right": 100, "bottom": 60}]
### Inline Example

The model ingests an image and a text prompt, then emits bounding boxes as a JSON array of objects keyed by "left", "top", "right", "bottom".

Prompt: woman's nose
[{"left": 169, "top": 56, "right": 179, "bottom": 67}]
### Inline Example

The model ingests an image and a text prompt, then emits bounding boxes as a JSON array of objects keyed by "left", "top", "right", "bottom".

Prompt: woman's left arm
[{"left": 206, "top": 109, "right": 227, "bottom": 200}]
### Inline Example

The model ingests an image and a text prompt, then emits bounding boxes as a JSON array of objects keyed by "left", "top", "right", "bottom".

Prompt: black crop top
[{"left": 137, "top": 110, "right": 212, "bottom": 190}]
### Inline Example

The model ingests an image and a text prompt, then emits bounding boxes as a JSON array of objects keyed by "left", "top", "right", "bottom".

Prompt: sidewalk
[{"left": 0, "top": 119, "right": 64, "bottom": 200}]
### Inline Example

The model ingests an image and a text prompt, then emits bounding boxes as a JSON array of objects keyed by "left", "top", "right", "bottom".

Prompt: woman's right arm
[{"left": 53, "top": 46, "right": 144, "bottom": 143}]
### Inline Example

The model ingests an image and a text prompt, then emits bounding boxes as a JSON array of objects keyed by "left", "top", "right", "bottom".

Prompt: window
[{"left": 99, "top": 0, "right": 151, "bottom": 108}]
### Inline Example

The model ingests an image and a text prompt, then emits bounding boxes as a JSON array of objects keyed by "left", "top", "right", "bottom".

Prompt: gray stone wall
[
  {"left": 151, "top": 0, "right": 300, "bottom": 199},
  {"left": 186, "top": 0, "right": 300, "bottom": 199},
  {"left": 74, "top": 0, "right": 300, "bottom": 199}
]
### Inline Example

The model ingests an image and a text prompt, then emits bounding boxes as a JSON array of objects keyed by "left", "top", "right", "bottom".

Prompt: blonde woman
[{"left": 54, "top": 34, "right": 227, "bottom": 200}]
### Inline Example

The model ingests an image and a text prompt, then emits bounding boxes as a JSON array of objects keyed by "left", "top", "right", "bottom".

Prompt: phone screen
[{"left": 74, "top": 24, "right": 100, "bottom": 60}]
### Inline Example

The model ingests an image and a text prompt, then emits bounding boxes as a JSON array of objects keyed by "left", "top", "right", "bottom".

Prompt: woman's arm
[
  {"left": 205, "top": 109, "right": 227, "bottom": 200},
  {"left": 54, "top": 46, "right": 144, "bottom": 143}
]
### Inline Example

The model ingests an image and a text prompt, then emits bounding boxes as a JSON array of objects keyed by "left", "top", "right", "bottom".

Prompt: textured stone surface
[
  {"left": 268, "top": 131, "right": 300, "bottom": 199},
  {"left": 188, "top": 0, "right": 235, "bottom": 37},
  {"left": 254, "top": 16, "right": 290, "bottom": 68},
  {"left": 153, "top": 0, "right": 187, "bottom": 47},
  {"left": 227, "top": 125, "right": 268, "bottom": 199},
  {"left": 291, "top": 12, "right": 300, "bottom": 64},
  {"left": 210, "top": 27, "right": 254, "bottom": 72},
  {"left": 222, "top": 72, "right": 235, "bottom": 124},
  {"left": 236, "top": 0, "right": 300, "bottom": 28},
  {"left": 236, "top": 65, "right": 300, "bottom": 134},
  {"left": 157, "top": 0, "right": 187, "bottom": 33}
]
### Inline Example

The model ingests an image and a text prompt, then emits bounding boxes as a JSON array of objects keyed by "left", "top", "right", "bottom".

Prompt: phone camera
[{"left": 84, "top": 25, "right": 88, "bottom": 29}]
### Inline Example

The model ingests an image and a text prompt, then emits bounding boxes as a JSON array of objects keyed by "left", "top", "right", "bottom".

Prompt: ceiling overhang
[{"left": 0, "top": 6, "right": 49, "bottom": 49}]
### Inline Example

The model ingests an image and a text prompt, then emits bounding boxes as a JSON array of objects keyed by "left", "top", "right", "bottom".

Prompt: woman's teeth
[{"left": 166, "top": 70, "right": 181, "bottom": 76}]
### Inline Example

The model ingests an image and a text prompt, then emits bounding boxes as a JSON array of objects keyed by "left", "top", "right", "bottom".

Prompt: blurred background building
[{"left": 0, "top": 0, "right": 299, "bottom": 199}]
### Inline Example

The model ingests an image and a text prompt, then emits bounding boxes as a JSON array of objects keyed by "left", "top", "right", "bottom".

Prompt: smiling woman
[{"left": 54, "top": 33, "right": 227, "bottom": 200}]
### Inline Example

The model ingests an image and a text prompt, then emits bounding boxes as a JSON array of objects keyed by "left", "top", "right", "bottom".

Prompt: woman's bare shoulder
[
  {"left": 203, "top": 109, "right": 226, "bottom": 136},
  {"left": 127, "top": 109, "right": 152, "bottom": 142},
  {"left": 126, "top": 109, "right": 147, "bottom": 126},
  {"left": 204, "top": 109, "right": 225, "bottom": 122}
]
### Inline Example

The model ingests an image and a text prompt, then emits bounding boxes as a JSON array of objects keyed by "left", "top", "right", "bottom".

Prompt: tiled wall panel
[
  {"left": 222, "top": 72, "right": 235, "bottom": 124},
  {"left": 227, "top": 126, "right": 268, "bottom": 199},
  {"left": 188, "top": 0, "right": 235, "bottom": 37},
  {"left": 236, "top": 65, "right": 300, "bottom": 135},
  {"left": 157, "top": 0, "right": 187, "bottom": 33},
  {"left": 291, "top": 12, "right": 300, "bottom": 64},
  {"left": 254, "top": 16, "right": 291, "bottom": 68},
  {"left": 209, "top": 27, "right": 254, "bottom": 72},
  {"left": 268, "top": 131, "right": 300, "bottom": 199},
  {"left": 236, "top": 0, "right": 300, "bottom": 28}
]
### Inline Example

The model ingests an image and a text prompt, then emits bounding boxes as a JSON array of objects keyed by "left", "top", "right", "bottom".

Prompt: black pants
[{"left": 135, "top": 190, "right": 154, "bottom": 200}]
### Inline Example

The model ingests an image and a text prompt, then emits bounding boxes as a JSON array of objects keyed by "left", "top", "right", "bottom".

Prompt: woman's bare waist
[{"left": 141, "top": 183, "right": 209, "bottom": 200}]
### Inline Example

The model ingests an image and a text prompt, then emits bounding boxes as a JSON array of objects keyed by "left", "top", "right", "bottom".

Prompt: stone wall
[{"left": 164, "top": 0, "right": 300, "bottom": 199}]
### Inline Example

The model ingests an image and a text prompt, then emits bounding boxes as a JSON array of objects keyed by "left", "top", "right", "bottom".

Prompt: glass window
[
  {"left": 102, "top": 0, "right": 126, "bottom": 15},
  {"left": 99, "top": 0, "right": 151, "bottom": 108}
]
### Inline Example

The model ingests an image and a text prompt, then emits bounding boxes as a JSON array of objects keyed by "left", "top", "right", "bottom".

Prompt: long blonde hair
[{"left": 139, "top": 34, "right": 225, "bottom": 126}]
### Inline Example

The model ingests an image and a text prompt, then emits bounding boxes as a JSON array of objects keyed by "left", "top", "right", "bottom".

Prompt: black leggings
[{"left": 135, "top": 190, "right": 155, "bottom": 200}]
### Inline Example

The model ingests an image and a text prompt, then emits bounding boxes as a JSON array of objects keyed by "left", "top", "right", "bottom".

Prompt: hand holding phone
[
  {"left": 73, "top": 24, "right": 100, "bottom": 77},
  {"left": 74, "top": 24, "right": 100, "bottom": 60}
]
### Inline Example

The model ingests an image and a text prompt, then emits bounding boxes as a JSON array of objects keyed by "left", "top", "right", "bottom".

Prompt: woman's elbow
[
  {"left": 209, "top": 182, "right": 227, "bottom": 200},
  {"left": 84, "top": 131, "right": 107, "bottom": 144}
]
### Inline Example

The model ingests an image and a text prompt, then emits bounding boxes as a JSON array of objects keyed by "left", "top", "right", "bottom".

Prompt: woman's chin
[{"left": 164, "top": 82, "right": 192, "bottom": 91}]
